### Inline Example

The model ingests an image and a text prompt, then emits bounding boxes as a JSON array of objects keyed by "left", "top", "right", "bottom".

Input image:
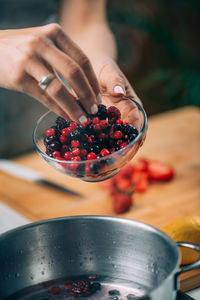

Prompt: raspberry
[
  {"left": 100, "top": 148, "right": 110, "bottom": 156},
  {"left": 107, "top": 106, "right": 121, "bottom": 123},
  {"left": 46, "top": 128, "right": 55, "bottom": 136},
  {"left": 70, "top": 280, "right": 92, "bottom": 296},
  {"left": 64, "top": 151, "right": 72, "bottom": 160},
  {"left": 113, "top": 130, "right": 123, "bottom": 139},
  {"left": 98, "top": 133, "right": 107, "bottom": 140},
  {"left": 62, "top": 127, "right": 70, "bottom": 137},
  {"left": 71, "top": 140, "right": 80, "bottom": 148},
  {"left": 87, "top": 152, "right": 97, "bottom": 160}
]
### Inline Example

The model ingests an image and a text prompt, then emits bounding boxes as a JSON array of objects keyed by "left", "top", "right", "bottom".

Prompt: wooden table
[{"left": 0, "top": 105, "right": 200, "bottom": 292}]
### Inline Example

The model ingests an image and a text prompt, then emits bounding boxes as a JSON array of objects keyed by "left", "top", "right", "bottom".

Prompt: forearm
[{"left": 58, "top": 0, "right": 117, "bottom": 72}]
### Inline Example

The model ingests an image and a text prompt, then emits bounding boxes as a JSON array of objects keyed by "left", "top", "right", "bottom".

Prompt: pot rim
[{"left": 0, "top": 215, "right": 181, "bottom": 295}]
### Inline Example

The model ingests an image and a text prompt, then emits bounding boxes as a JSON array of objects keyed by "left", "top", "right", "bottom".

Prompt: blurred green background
[{"left": 107, "top": 0, "right": 200, "bottom": 116}]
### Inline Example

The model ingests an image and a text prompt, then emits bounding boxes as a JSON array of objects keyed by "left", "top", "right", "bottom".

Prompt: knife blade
[{"left": 0, "top": 159, "right": 83, "bottom": 197}]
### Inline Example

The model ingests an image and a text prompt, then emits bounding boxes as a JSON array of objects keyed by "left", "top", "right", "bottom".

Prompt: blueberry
[
  {"left": 109, "top": 290, "right": 120, "bottom": 296},
  {"left": 90, "top": 163, "right": 99, "bottom": 174}
]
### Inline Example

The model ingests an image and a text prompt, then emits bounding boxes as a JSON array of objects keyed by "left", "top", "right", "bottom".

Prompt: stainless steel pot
[{"left": 0, "top": 216, "right": 199, "bottom": 300}]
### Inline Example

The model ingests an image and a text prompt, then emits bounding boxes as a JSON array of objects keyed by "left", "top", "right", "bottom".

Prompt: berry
[
  {"left": 93, "top": 124, "right": 101, "bottom": 131},
  {"left": 123, "top": 124, "right": 138, "bottom": 136},
  {"left": 47, "top": 141, "right": 60, "bottom": 151},
  {"left": 70, "top": 280, "right": 92, "bottom": 296},
  {"left": 59, "top": 135, "right": 67, "bottom": 144},
  {"left": 116, "top": 119, "right": 123, "bottom": 125},
  {"left": 46, "top": 128, "right": 55, "bottom": 136},
  {"left": 50, "top": 286, "right": 61, "bottom": 295},
  {"left": 64, "top": 151, "right": 72, "bottom": 160},
  {"left": 62, "top": 127, "right": 70, "bottom": 137},
  {"left": 97, "top": 104, "right": 107, "bottom": 119},
  {"left": 61, "top": 145, "right": 68, "bottom": 152},
  {"left": 44, "top": 135, "right": 56, "bottom": 145},
  {"left": 87, "top": 152, "right": 97, "bottom": 160},
  {"left": 116, "top": 139, "right": 123, "bottom": 146},
  {"left": 100, "top": 148, "right": 110, "bottom": 156},
  {"left": 52, "top": 151, "right": 61, "bottom": 158},
  {"left": 72, "top": 147, "right": 81, "bottom": 156},
  {"left": 113, "top": 130, "right": 123, "bottom": 139},
  {"left": 99, "top": 120, "right": 108, "bottom": 129},
  {"left": 92, "top": 117, "right": 100, "bottom": 124},
  {"left": 71, "top": 156, "right": 81, "bottom": 162},
  {"left": 98, "top": 133, "right": 107, "bottom": 140},
  {"left": 120, "top": 142, "right": 128, "bottom": 149},
  {"left": 88, "top": 135, "right": 94, "bottom": 143},
  {"left": 107, "top": 106, "right": 121, "bottom": 123},
  {"left": 90, "top": 163, "right": 99, "bottom": 174},
  {"left": 69, "top": 122, "right": 77, "bottom": 130},
  {"left": 56, "top": 117, "right": 70, "bottom": 130},
  {"left": 71, "top": 140, "right": 80, "bottom": 148},
  {"left": 84, "top": 117, "right": 91, "bottom": 125},
  {"left": 80, "top": 149, "right": 87, "bottom": 158},
  {"left": 70, "top": 129, "right": 80, "bottom": 139}
]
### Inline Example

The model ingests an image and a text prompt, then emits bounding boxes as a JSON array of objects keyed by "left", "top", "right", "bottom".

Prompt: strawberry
[
  {"left": 132, "top": 171, "right": 149, "bottom": 192},
  {"left": 113, "top": 193, "right": 132, "bottom": 214},
  {"left": 148, "top": 161, "right": 174, "bottom": 181},
  {"left": 133, "top": 158, "right": 149, "bottom": 172},
  {"left": 115, "top": 178, "right": 132, "bottom": 191}
]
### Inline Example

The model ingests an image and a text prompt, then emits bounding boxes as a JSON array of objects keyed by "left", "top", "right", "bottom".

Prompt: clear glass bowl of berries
[{"left": 33, "top": 96, "right": 147, "bottom": 182}]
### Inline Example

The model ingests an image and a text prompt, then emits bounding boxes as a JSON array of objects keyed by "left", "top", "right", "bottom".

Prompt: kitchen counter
[{"left": 0, "top": 105, "right": 200, "bottom": 298}]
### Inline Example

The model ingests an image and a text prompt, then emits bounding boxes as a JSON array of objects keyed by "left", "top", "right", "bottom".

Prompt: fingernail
[
  {"left": 79, "top": 115, "right": 87, "bottom": 124},
  {"left": 91, "top": 103, "right": 98, "bottom": 114},
  {"left": 113, "top": 85, "right": 125, "bottom": 95},
  {"left": 97, "top": 93, "right": 102, "bottom": 103}
]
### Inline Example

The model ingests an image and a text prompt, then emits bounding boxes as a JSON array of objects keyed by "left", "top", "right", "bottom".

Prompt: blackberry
[
  {"left": 123, "top": 124, "right": 139, "bottom": 136},
  {"left": 97, "top": 104, "right": 107, "bottom": 119},
  {"left": 56, "top": 117, "right": 70, "bottom": 130}
]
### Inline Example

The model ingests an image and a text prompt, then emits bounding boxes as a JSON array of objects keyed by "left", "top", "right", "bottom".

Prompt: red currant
[
  {"left": 87, "top": 152, "right": 97, "bottom": 160},
  {"left": 46, "top": 128, "right": 55, "bottom": 136},
  {"left": 100, "top": 148, "right": 110, "bottom": 156},
  {"left": 69, "top": 122, "right": 77, "bottom": 130},
  {"left": 71, "top": 140, "right": 80, "bottom": 148},
  {"left": 62, "top": 128, "right": 70, "bottom": 137},
  {"left": 59, "top": 135, "right": 67, "bottom": 144},
  {"left": 92, "top": 117, "right": 100, "bottom": 124},
  {"left": 64, "top": 151, "right": 72, "bottom": 160},
  {"left": 71, "top": 156, "right": 81, "bottom": 162},
  {"left": 52, "top": 151, "right": 61, "bottom": 158},
  {"left": 120, "top": 142, "right": 128, "bottom": 149},
  {"left": 72, "top": 147, "right": 81, "bottom": 156}
]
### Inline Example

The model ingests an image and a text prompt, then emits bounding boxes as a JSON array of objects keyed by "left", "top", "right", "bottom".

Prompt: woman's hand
[
  {"left": 94, "top": 57, "right": 143, "bottom": 131},
  {"left": 0, "top": 23, "right": 101, "bottom": 123}
]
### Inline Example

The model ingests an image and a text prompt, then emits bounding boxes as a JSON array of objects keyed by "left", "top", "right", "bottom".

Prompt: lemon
[{"left": 162, "top": 216, "right": 200, "bottom": 265}]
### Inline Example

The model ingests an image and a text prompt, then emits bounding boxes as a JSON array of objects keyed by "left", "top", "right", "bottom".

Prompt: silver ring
[{"left": 38, "top": 74, "right": 55, "bottom": 91}]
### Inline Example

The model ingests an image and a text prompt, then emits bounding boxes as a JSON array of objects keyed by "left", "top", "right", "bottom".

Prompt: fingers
[
  {"left": 36, "top": 38, "right": 99, "bottom": 116},
  {"left": 26, "top": 57, "right": 88, "bottom": 123},
  {"left": 52, "top": 27, "right": 102, "bottom": 103}
]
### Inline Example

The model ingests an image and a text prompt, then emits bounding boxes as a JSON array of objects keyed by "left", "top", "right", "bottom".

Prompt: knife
[{"left": 0, "top": 159, "right": 83, "bottom": 198}]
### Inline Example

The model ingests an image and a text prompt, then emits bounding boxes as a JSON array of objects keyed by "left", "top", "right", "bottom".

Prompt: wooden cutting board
[
  {"left": 0, "top": 106, "right": 199, "bottom": 228},
  {"left": 0, "top": 106, "right": 200, "bottom": 292}
]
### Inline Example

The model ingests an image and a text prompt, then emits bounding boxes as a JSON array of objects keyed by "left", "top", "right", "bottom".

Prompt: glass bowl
[{"left": 33, "top": 96, "right": 147, "bottom": 182}]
